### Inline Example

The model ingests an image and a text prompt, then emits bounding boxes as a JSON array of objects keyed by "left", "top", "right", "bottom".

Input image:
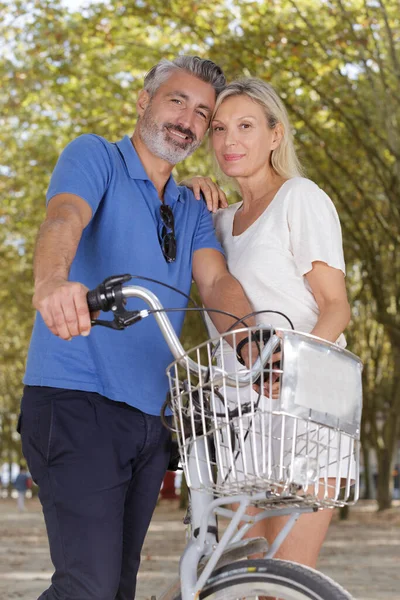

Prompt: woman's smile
[{"left": 223, "top": 153, "right": 246, "bottom": 161}]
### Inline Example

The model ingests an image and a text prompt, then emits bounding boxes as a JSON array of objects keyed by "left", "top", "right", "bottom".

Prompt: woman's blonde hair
[{"left": 211, "top": 77, "right": 304, "bottom": 180}]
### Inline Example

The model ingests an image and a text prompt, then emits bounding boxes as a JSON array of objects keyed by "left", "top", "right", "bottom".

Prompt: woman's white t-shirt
[{"left": 207, "top": 177, "right": 346, "bottom": 347}]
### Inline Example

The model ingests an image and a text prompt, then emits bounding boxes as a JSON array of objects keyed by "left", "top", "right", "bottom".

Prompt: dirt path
[{"left": 0, "top": 498, "right": 399, "bottom": 599}]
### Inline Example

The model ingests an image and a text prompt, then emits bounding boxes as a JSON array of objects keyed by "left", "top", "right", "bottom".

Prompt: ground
[{"left": 0, "top": 497, "right": 399, "bottom": 599}]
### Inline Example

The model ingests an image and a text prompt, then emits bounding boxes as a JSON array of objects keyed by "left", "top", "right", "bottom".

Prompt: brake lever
[{"left": 91, "top": 310, "right": 145, "bottom": 330}]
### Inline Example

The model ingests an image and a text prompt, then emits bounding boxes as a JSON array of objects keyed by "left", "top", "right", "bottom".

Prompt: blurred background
[{"left": 0, "top": 0, "right": 399, "bottom": 510}]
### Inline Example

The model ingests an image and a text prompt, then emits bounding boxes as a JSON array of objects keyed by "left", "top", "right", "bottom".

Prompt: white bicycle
[{"left": 88, "top": 275, "right": 363, "bottom": 600}]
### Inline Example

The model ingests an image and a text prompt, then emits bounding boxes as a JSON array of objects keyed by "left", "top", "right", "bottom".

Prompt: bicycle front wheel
[{"left": 196, "top": 559, "right": 353, "bottom": 600}]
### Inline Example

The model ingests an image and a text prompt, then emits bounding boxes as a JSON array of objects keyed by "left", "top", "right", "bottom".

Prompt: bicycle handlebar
[{"left": 87, "top": 275, "right": 280, "bottom": 387}]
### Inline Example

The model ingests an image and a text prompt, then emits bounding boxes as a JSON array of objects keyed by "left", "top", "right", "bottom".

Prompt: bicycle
[{"left": 88, "top": 274, "right": 363, "bottom": 600}]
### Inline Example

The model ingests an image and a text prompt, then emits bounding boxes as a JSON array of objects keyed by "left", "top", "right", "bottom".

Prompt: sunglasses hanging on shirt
[{"left": 160, "top": 204, "right": 177, "bottom": 263}]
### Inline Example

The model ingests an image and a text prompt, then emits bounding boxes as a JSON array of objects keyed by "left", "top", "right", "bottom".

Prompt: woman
[{"left": 186, "top": 78, "right": 351, "bottom": 570}]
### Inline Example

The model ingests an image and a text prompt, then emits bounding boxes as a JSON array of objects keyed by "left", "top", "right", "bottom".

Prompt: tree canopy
[{"left": 1, "top": 0, "right": 399, "bottom": 507}]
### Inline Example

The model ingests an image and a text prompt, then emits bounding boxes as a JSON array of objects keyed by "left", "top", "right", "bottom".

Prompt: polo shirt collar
[{"left": 116, "top": 136, "right": 183, "bottom": 204}]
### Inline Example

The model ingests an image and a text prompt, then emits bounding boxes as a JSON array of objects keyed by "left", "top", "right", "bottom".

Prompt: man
[{"left": 20, "top": 56, "right": 255, "bottom": 600}]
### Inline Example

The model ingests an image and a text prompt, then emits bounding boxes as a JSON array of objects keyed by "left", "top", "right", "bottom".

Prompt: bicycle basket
[{"left": 166, "top": 327, "right": 363, "bottom": 509}]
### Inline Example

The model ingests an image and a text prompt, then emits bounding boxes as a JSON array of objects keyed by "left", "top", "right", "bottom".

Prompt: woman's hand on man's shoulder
[{"left": 179, "top": 176, "right": 228, "bottom": 213}]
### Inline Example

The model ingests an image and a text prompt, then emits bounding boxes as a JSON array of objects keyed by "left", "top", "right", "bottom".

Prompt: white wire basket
[{"left": 167, "top": 327, "right": 363, "bottom": 509}]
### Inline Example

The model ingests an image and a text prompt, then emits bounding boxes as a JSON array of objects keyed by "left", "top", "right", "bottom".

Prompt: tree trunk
[
  {"left": 375, "top": 341, "right": 400, "bottom": 510},
  {"left": 376, "top": 448, "right": 393, "bottom": 510},
  {"left": 8, "top": 458, "right": 13, "bottom": 496},
  {"left": 361, "top": 442, "right": 371, "bottom": 499}
]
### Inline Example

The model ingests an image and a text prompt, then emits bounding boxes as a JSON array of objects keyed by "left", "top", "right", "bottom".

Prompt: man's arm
[
  {"left": 32, "top": 193, "right": 93, "bottom": 341},
  {"left": 192, "top": 248, "right": 255, "bottom": 347}
]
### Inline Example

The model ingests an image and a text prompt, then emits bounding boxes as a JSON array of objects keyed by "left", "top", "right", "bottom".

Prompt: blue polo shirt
[{"left": 24, "top": 134, "right": 223, "bottom": 415}]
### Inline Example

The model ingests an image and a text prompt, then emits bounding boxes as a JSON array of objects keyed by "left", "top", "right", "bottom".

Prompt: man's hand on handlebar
[{"left": 33, "top": 279, "right": 93, "bottom": 341}]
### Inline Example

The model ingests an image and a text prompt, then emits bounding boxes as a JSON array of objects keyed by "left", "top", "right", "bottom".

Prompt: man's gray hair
[{"left": 144, "top": 55, "right": 226, "bottom": 97}]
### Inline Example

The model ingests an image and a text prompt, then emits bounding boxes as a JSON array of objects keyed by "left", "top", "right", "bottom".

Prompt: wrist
[
  {"left": 236, "top": 336, "right": 250, "bottom": 366},
  {"left": 236, "top": 330, "right": 272, "bottom": 366},
  {"left": 34, "top": 275, "right": 68, "bottom": 295}
]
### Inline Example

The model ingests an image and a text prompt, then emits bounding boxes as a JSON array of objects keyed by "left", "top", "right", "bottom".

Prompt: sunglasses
[{"left": 160, "top": 204, "right": 177, "bottom": 263}]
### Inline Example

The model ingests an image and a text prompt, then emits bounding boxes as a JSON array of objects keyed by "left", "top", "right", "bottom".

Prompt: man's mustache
[{"left": 164, "top": 123, "right": 196, "bottom": 143}]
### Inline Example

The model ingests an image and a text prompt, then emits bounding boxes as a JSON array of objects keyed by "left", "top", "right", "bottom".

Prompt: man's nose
[{"left": 176, "top": 109, "right": 195, "bottom": 132}]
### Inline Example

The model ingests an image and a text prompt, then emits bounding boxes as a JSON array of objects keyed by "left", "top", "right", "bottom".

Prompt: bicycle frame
[
  {"left": 112, "top": 285, "right": 307, "bottom": 599},
  {"left": 88, "top": 280, "right": 361, "bottom": 600}
]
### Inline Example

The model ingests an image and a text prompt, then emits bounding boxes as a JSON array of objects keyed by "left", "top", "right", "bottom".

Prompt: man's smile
[{"left": 164, "top": 124, "right": 195, "bottom": 144}]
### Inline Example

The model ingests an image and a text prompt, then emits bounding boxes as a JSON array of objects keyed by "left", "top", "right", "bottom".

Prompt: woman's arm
[{"left": 305, "top": 261, "right": 351, "bottom": 342}]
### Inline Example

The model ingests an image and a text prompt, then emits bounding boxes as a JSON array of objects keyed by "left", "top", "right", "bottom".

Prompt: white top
[{"left": 207, "top": 177, "right": 346, "bottom": 348}]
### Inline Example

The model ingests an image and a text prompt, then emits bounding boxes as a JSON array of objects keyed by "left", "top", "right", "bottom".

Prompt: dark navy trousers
[{"left": 20, "top": 386, "right": 172, "bottom": 600}]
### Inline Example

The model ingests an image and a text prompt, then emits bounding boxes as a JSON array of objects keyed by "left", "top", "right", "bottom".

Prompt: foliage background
[{"left": 1, "top": 0, "right": 399, "bottom": 507}]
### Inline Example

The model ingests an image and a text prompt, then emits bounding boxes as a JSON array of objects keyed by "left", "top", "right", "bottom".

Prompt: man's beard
[{"left": 139, "top": 103, "right": 202, "bottom": 164}]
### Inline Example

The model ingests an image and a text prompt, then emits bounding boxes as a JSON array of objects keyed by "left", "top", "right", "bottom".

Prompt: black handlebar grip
[
  {"left": 87, "top": 288, "right": 104, "bottom": 313},
  {"left": 87, "top": 275, "right": 131, "bottom": 314}
]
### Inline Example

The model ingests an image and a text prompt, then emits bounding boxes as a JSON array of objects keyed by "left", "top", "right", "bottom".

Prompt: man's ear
[{"left": 137, "top": 89, "right": 150, "bottom": 117}]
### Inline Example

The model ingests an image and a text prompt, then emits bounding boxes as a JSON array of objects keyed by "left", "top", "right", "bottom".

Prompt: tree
[
  {"left": 1, "top": 0, "right": 399, "bottom": 508},
  {"left": 212, "top": 0, "right": 400, "bottom": 510}
]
